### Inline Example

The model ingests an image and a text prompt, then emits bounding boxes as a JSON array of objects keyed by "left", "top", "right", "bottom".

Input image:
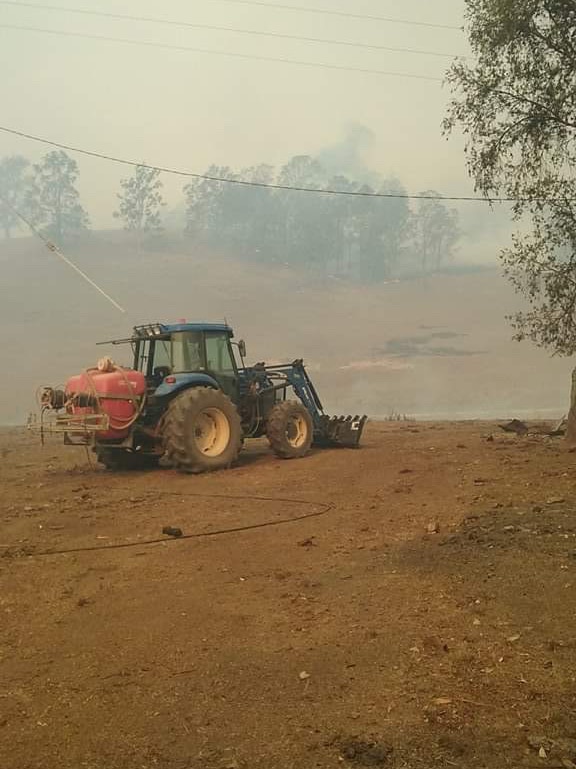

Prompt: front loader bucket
[{"left": 316, "top": 414, "right": 368, "bottom": 448}]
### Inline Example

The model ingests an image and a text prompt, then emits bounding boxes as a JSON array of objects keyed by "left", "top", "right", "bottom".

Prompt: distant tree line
[
  {"left": 0, "top": 150, "right": 460, "bottom": 282},
  {"left": 183, "top": 156, "right": 460, "bottom": 280}
]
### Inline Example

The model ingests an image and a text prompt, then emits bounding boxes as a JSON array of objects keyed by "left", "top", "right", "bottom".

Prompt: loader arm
[
  {"left": 262, "top": 360, "right": 324, "bottom": 427},
  {"left": 262, "top": 359, "right": 367, "bottom": 448}
]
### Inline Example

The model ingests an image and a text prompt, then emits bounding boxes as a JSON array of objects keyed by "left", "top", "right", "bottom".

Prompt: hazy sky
[{"left": 1, "top": 0, "right": 472, "bottom": 227}]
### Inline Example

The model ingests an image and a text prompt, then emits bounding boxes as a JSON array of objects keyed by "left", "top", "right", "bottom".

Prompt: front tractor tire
[
  {"left": 162, "top": 387, "right": 242, "bottom": 474},
  {"left": 266, "top": 401, "right": 314, "bottom": 459}
]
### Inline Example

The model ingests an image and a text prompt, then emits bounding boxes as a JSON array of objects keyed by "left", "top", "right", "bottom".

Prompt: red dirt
[{"left": 1, "top": 422, "right": 576, "bottom": 768}]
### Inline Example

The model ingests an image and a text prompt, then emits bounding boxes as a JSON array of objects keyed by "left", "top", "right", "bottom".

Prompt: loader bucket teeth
[{"left": 316, "top": 414, "right": 368, "bottom": 447}]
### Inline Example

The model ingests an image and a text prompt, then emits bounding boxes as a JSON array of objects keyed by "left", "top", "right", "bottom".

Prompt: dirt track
[{"left": 1, "top": 422, "right": 576, "bottom": 769}]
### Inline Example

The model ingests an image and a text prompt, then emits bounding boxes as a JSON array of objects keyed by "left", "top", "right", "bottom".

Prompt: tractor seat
[{"left": 152, "top": 366, "right": 172, "bottom": 385}]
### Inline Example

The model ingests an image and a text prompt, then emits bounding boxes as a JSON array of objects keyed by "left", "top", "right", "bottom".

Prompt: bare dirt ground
[{"left": 1, "top": 422, "right": 576, "bottom": 769}]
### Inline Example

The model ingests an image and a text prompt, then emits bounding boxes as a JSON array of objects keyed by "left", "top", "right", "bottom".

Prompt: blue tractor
[{"left": 34, "top": 322, "right": 367, "bottom": 473}]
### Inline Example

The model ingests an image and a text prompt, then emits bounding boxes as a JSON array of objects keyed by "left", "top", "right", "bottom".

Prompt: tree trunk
[{"left": 565, "top": 365, "right": 576, "bottom": 445}]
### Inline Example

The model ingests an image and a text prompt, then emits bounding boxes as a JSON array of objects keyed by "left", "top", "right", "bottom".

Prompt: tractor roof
[
  {"left": 134, "top": 322, "right": 234, "bottom": 338},
  {"left": 97, "top": 322, "right": 233, "bottom": 346},
  {"left": 157, "top": 322, "right": 233, "bottom": 335}
]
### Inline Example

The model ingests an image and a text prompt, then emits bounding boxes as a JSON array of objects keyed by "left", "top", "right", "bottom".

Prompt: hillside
[{"left": 0, "top": 235, "right": 571, "bottom": 424}]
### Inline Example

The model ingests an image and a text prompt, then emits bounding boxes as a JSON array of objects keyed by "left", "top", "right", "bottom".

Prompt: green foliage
[
  {"left": 31, "top": 150, "right": 89, "bottom": 245},
  {"left": 0, "top": 155, "right": 32, "bottom": 238},
  {"left": 444, "top": 0, "right": 576, "bottom": 354},
  {"left": 184, "top": 156, "right": 459, "bottom": 282},
  {"left": 114, "top": 165, "right": 165, "bottom": 241}
]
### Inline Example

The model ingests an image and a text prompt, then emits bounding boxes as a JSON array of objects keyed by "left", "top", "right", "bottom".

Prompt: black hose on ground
[{"left": 1, "top": 490, "right": 333, "bottom": 558}]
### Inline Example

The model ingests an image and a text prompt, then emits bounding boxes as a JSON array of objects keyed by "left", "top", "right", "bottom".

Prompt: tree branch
[{"left": 493, "top": 88, "right": 576, "bottom": 131}]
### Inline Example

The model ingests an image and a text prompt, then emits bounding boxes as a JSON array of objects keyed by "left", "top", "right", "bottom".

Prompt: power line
[
  {"left": 0, "top": 191, "right": 126, "bottom": 312},
  {"left": 0, "top": 125, "right": 527, "bottom": 203},
  {"left": 0, "top": 23, "right": 444, "bottom": 81},
  {"left": 0, "top": 1, "right": 468, "bottom": 60},
  {"left": 209, "top": 0, "right": 463, "bottom": 31},
  {"left": 1, "top": 0, "right": 464, "bottom": 32}
]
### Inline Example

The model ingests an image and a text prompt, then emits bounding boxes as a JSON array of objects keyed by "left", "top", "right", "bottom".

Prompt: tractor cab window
[
  {"left": 171, "top": 331, "right": 204, "bottom": 373},
  {"left": 205, "top": 332, "right": 236, "bottom": 375},
  {"left": 136, "top": 338, "right": 172, "bottom": 378},
  {"left": 152, "top": 339, "right": 172, "bottom": 370}
]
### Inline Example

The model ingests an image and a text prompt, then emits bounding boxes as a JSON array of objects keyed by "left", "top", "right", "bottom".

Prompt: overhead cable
[
  {"left": 206, "top": 0, "right": 463, "bottom": 31},
  {"left": 0, "top": 191, "right": 126, "bottom": 312},
  {"left": 0, "top": 23, "right": 445, "bottom": 81},
  {"left": 0, "top": 125, "right": 537, "bottom": 203},
  {"left": 0, "top": 1, "right": 468, "bottom": 59}
]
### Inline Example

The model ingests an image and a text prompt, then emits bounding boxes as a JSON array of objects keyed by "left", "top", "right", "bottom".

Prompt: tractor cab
[{"left": 106, "top": 323, "right": 245, "bottom": 402}]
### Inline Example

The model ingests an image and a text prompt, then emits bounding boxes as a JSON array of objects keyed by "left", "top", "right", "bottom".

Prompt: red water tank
[{"left": 66, "top": 367, "right": 146, "bottom": 440}]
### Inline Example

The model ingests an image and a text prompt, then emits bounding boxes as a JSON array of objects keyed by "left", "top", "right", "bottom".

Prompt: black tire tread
[
  {"left": 162, "top": 387, "right": 242, "bottom": 474},
  {"left": 266, "top": 400, "right": 313, "bottom": 459}
]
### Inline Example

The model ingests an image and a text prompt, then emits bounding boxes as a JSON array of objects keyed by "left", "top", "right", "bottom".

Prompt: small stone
[
  {"left": 433, "top": 697, "right": 452, "bottom": 706},
  {"left": 299, "top": 671, "right": 311, "bottom": 680},
  {"left": 539, "top": 747, "right": 548, "bottom": 759},
  {"left": 507, "top": 634, "right": 521, "bottom": 643},
  {"left": 340, "top": 739, "right": 392, "bottom": 765},
  {"left": 473, "top": 618, "right": 481, "bottom": 626},
  {"left": 547, "top": 497, "right": 565, "bottom": 505},
  {"left": 162, "top": 526, "right": 183, "bottom": 538},
  {"left": 426, "top": 521, "right": 440, "bottom": 534}
]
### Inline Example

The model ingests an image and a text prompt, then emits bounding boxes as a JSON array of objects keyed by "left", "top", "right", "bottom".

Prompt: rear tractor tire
[
  {"left": 162, "top": 387, "right": 242, "bottom": 474},
  {"left": 96, "top": 449, "right": 159, "bottom": 471},
  {"left": 266, "top": 400, "right": 313, "bottom": 459}
]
